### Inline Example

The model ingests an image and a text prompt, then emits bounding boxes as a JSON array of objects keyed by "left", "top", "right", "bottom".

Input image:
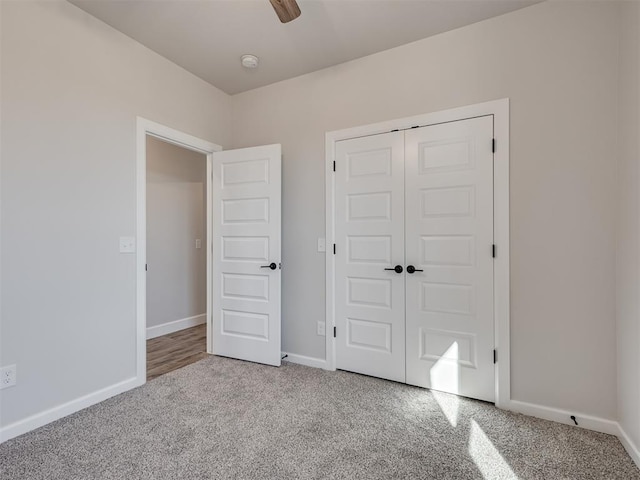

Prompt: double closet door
[{"left": 334, "top": 116, "right": 495, "bottom": 402}]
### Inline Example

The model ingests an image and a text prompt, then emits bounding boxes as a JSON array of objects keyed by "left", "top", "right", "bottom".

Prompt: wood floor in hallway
[{"left": 146, "top": 324, "right": 208, "bottom": 380}]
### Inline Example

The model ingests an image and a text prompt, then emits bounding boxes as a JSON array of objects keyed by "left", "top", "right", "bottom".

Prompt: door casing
[{"left": 325, "top": 99, "right": 510, "bottom": 407}]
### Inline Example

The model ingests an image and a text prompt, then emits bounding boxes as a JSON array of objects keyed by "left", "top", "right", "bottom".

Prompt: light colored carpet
[{"left": 0, "top": 355, "right": 637, "bottom": 479}]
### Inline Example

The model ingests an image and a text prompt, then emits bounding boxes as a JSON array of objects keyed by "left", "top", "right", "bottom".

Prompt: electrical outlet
[
  {"left": 0, "top": 365, "right": 16, "bottom": 389},
  {"left": 317, "top": 321, "right": 326, "bottom": 336},
  {"left": 195, "top": 239, "right": 202, "bottom": 249}
]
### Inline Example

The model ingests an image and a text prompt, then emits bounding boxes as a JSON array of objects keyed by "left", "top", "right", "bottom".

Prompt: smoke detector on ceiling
[{"left": 241, "top": 54, "right": 259, "bottom": 69}]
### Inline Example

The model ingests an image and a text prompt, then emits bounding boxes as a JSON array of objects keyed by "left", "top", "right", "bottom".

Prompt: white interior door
[
  {"left": 334, "top": 131, "right": 406, "bottom": 382},
  {"left": 404, "top": 116, "right": 495, "bottom": 401},
  {"left": 212, "top": 144, "right": 281, "bottom": 366}
]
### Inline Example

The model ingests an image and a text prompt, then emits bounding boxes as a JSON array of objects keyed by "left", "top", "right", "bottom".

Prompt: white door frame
[
  {"left": 324, "top": 99, "right": 510, "bottom": 407},
  {"left": 136, "top": 117, "right": 222, "bottom": 384}
]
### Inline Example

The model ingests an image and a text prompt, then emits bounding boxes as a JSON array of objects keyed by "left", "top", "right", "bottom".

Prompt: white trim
[
  {"left": 136, "top": 118, "right": 222, "bottom": 385},
  {"left": 146, "top": 314, "right": 206, "bottom": 340},
  {"left": 0, "top": 377, "right": 141, "bottom": 443},
  {"left": 324, "top": 99, "right": 511, "bottom": 404},
  {"left": 325, "top": 133, "right": 336, "bottom": 371},
  {"left": 492, "top": 100, "right": 510, "bottom": 408},
  {"left": 503, "top": 399, "right": 619, "bottom": 436},
  {"left": 206, "top": 158, "right": 213, "bottom": 354},
  {"left": 282, "top": 352, "right": 328, "bottom": 370},
  {"left": 617, "top": 424, "right": 640, "bottom": 468}
]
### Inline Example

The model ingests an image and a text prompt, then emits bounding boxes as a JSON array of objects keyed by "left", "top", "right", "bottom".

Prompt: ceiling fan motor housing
[{"left": 269, "top": 0, "right": 301, "bottom": 23}]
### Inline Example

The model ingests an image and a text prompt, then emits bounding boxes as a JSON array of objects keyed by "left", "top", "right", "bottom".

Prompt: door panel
[
  {"left": 335, "top": 132, "right": 406, "bottom": 382},
  {"left": 405, "top": 116, "right": 494, "bottom": 402},
  {"left": 212, "top": 144, "right": 281, "bottom": 366}
]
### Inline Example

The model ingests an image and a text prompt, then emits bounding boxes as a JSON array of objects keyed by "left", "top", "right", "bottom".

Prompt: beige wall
[
  {"left": 231, "top": 1, "right": 620, "bottom": 420},
  {"left": 0, "top": 1, "right": 231, "bottom": 428},
  {"left": 616, "top": 0, "right": 640, "bottom": 453},
  {"left": 146, "top": 137, "right": 207, "bottom": 331}
]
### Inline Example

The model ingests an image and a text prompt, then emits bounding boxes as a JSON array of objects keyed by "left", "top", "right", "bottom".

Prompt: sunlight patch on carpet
[
  {"left": 469, "top": 419, "right": 517, "bottom": 479},
  {"left": 432, "top": 390, "right": 460, "bottom": 427}
]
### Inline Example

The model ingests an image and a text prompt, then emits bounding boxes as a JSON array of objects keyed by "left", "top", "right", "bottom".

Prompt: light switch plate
[
  {"left": 119, "top": 237, "right": 136, "bottom": 253},
  {"left": 317, "top": 238, "right": 326, "bottom": 252},
  {"left": 195, "top": 239, "right": 202, "bottom": 249},
  {"left": 317, "top": 321, "right": 326, "bottom": 336}
]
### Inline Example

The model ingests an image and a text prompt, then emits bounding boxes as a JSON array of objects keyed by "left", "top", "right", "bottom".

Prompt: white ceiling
[{"left": 69, "top": 0, "right": 541, "bottom": 95}]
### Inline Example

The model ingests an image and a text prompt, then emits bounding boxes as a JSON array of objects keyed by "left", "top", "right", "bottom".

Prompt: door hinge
[
  {"left": 493, "top": 349, "right": 497, "bottom": 364},
  {"left": 145, "top": 264, "right": 148, "bottom": 272},
  {"left": 333, "top": 244, "right": 336, "bottom": 255},
  {"left": 492, "top": 138, "right": 496, "bottom": 153},
  {"left": 333, "top": 326, "right": 337, "bottom": 338},
  {"left": 492, "top": 244, "right": 496, "bottom": 258},
  {"left": 333, "top": 161, "right": 336, "bottom": 172}
]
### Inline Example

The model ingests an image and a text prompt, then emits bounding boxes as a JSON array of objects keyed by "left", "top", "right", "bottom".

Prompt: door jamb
[
  {"left": 136, "top": 118, "right": 222, "bottom": 384},
  {"left": 324, "top": 99, "right": 510, "bottom": 407}
]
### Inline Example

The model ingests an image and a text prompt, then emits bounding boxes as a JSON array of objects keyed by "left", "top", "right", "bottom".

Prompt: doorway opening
[
  {"left": 136, "top": 118, "right": 222, "bottom": 384},
  {"left": 145, "top": 136, "right": 208, "bottom": 380}
]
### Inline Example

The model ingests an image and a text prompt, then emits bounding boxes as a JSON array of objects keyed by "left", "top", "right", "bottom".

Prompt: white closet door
[
  {"left": 405, "top": 117, "right": 495, "bottom": 402},
  {"left": 212, "top": 144, "right": 281, "bottom": 367},
  {"left": 334, "top": 131, "right": 406, "bottom": 382}
]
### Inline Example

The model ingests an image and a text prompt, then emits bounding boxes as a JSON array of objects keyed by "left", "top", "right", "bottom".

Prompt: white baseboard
[
  {"left": 0, "top": 376, "right": 142, "bottom": 444},
  {"left": 617, "top": 424, "right": 640, "bottom": 469},
  {"left": 282, "top": 352, "right": 327, "bottom": 370},
  {"left": 502, "top": 399, "right": 619, "bottom": 435},
  {"left": 146, "top": 314, "right": 206, "bottom": 339}
]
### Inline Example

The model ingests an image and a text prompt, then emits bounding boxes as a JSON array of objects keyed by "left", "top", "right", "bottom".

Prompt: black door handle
[
  {"left": 406, "top": 265, "right": 423, "bottom": 274},
  {"left": 260, "top": 262, "right": 277, "bottom": 270},
  {"left": 384, "top": 265, "right": 403, "bottom": 274}
]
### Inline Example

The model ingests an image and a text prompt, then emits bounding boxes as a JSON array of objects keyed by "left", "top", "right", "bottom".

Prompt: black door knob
[
  {"left": 406, "top": 265, "right": 423, "bottom": 274},
  {"left": 384, "top": 265, "right": 403, "bottom": 274},
  {"left": 260, "top": 262, "right": 277, "bottom": 270}
]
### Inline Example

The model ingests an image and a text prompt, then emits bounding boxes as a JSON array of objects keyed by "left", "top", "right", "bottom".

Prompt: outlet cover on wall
[
  {"left": 0, "top": 364, "right": 17, "bottom": 389},
  {"left": 317, "top": 321, "right": 326, "bottom": 336}
]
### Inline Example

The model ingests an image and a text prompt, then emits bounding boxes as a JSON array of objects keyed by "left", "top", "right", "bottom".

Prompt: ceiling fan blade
[{"left": 269, "top": 0, "right": 301, "bottom": 23}]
